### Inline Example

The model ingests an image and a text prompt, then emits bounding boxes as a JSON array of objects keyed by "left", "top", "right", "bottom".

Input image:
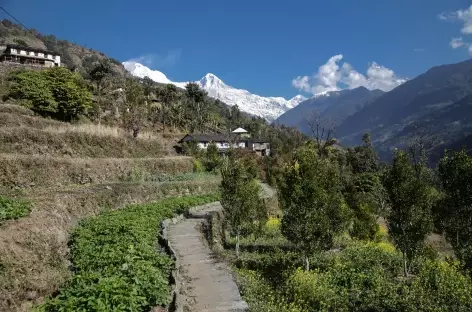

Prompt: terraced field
[{"left": 0, "top": 103, "right": 220, "bottom": 311}]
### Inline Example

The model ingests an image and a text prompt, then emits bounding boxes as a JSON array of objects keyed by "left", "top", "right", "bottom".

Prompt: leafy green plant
[
  {"left": 8, "top": 67, "right": 92, "bottom": 121},
  {"left": 38, "top": 194, "right": 218, "bottom": 311},
  {"left": 0, "top": 196, "right": 32, "bottom": 223}
]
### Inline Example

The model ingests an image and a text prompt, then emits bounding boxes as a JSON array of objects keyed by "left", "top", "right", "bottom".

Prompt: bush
[
  {"left": 410, "top": 260, "right": 472, "bottom": 311},
  {"left": 264, "top": 217, "right": 281, "bottom": 238},
  {"left": 8, "top": 67, "right": 93, "bottom": 121},
  {"left": 38, "top": 194, "right": 218, "bottom": 311},
  {"left": 0, "top": 196, "right": 32, "bottom": 223}
]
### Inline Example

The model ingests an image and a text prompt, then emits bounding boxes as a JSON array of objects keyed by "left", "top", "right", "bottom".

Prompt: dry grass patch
[
  {"left": 42, "top": 123, "right": 160, "bottom": 141},
  {"left": 0, "top": 154, "right": 195, "bottom": 188},
  {"left": 0, "top": 179, "right": 220, "bottom": 312},
  {"left": 0, "top": 104, "right": 34, "bottom": 116},
  {"left": 0, "top": 127, "right": 170, "bottom": 158},
  {"left": 0, "top": 113, "right": 63, "bottom": 130}
]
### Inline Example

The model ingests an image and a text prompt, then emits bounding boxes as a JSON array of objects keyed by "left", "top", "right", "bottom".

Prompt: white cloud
[
  {"left": 450, "top": 37, "right": 465, "bottom": 48},
  {"left": 413, "top": 48, "right": 425, "bottom": 52},
  {"left": 128, "top": 49, "right": 182, "bottom": 68},
  {"left": 292, "top": 55, "right": 406, "bottom": 95},
  {"left": 439, "top": 6, "right": 472, "bottom": 54},
  {"left": 457, "top": 5, "right": 472, "bottom": 34}
]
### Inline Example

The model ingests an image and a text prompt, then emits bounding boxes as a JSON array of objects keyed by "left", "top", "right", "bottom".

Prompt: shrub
[
  {"left": 38, "top": 194, "right": 218, "bottom": 311},
  {"left": 8, "top": 67, "right": 93, "bottom": 121},
  {"left": 410, "top": 260, "right": 472, "bottom": 311},
  {"left": 264, "top": 217, "right": 281, "bottom": 238},
  {"left": 0, "top": 196, "right": 32, "bottom": 223}
]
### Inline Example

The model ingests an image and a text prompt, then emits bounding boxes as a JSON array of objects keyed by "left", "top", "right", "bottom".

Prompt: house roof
[
  {"left": 3, "top": 44, "right": 59, "bottom": 56},
  {"left": 232, "top": 127, "right": 248, "bottom": 133},
  {"left": 179, "top": 134, "right": 232, "bottom": 143},
  {"left": 178, "top": 133, "right": 270, "bottom": 144}
]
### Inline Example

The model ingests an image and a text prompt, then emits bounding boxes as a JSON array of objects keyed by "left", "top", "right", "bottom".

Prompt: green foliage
[
  {"left": 203, "top": 142, "right": 220, "bottom": 173},
  {"left": 38, "top": 194, "right": 218, "bottom": 311},
  {"left": 279, "top": 146, "right": 351, "bottom": 270},
  {"left": 220, "top": 150, "right": 268, "bottom": 256},
  {"left": 192, "top": 159, "right": 204, "bottom": 173},
  {"left": 437, "top": 149, "right": 472, "bottom": 271},
  {"left": 122, "top": 78, "right": 147, "bottom": 138},
  {"left": 0, "top": 196, "right": 32, "bottom": 224},
  {"left": 384, "top": 150, "right": 435, "bottom": 276},
  {"left": 411, "top": 259, "right": 472, "bottom": 311},
  {"left": 8, "top": 67, "right": 93, "bottom": 121},
  {"left": 344, "top": 133, "right": 386, "bottom": 240},
  {"left": 12, "top": 38, "right": 27, "bottom": 46}
]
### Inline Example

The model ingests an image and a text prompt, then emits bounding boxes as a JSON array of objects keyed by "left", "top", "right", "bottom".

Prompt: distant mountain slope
[
  {"left": 275, "top": 87, "right": 384, "bottom": 135},
  {"left": 123, "top": 61, "right": 307, "bottom": 121},
  {"left": 0, "top": 19, "right": 127, "bottom": 77},
  {"left": 333, "top": 58, "right": 472, "bottom": 161}
]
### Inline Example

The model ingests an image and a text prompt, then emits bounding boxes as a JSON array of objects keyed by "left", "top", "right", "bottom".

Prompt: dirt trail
[{"left": 167, "top": 202, "right": 248, "bottom": 312}]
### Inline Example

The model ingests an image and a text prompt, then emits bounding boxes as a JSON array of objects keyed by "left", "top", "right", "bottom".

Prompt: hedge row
[{"left": 38, "top": 194, "right": 219, "bottom": 311}]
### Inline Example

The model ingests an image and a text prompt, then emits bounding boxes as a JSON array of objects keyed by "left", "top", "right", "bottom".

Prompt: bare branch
[{"left": 304, "top": 110, "right": 337, "bottom": 156}]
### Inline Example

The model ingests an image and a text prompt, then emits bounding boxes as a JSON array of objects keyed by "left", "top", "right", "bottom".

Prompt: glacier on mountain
[{"left": 122, "top": 61, "right": 307, "bottom": 121}]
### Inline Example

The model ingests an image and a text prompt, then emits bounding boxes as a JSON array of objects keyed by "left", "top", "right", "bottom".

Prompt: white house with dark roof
[
  {"left": 0, "top": 44, "right": 61, "bottom": 67},
  {"left": 178, "top": 127, "right": 271, "bottom": 156}
]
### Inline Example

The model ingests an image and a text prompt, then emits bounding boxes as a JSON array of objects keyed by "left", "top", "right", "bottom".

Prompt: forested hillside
[{"left": 335, "top": 58, "right": 472, "bottom": 162}]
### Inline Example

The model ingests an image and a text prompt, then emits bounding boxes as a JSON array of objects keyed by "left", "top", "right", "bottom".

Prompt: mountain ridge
[
  {"left": 335, "top": 57, "right": 472, "bottom": 161},
  {"left": 275, "top": 87, "right": 384, "bottom": 135}
]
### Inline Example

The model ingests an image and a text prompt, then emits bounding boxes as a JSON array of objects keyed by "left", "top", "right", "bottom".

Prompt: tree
[
  {"left": 438, "top": 149, "right": 472, "bottom": 271},
  {"left": 8, "top": 67, "right": 92, "bottom": 121},
  {"left": 122, "top": 78, "right": 147, "bottom": 138},
  {"left": 185, "top": 82, "right": 208, "bottom": 132},
  {"left": 160, "top": 84, "right": 178, "bottom": 131},
  {"left": 88, "top": 60, "right": 112, "bottom": 124},
  {"left": 384, "top": 150, "right": 434, "bottom": 277},
  {"left": 345, "top": 133, "right": 384, "bottom": 240},
  {"left": 46, "top": 67, "right": 93, "bottom": 121},
  {"left": 304, "top": 110, "right": 337, "bottom": 157},
  {"left": 279, "top": 146, "right": 351, "bottom": 271},
  {"left": 8, "top": 69, "right": 57, "bottom": 115},
  {"left": 203, "top": 142, "right": 220, "bottom": 173},
  {"left": 220, "top": 150, "right": 267, "bottom": 258}
]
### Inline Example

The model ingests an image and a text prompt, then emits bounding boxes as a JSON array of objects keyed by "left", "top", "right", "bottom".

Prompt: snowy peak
[
  {"left": 287, "top": 95, "right": 308, "bottom": 108},
  {"left": 199, "top": 73, "right": 226, "bottom": 88},
  {"left": 122, "top": 61, "right": 173, "bottom": 85},
  {"left": 122, "top": 61, "right": 305, "bottom": 121}
]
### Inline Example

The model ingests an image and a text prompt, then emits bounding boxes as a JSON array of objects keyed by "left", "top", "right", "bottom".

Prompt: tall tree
[
  {"left": 384, "top": 150, "right": 434, "bottom": 277},
  {"left": 345, "top": 133, "right": 384, "bottom": 240},
  {"left": 438, "top": 149, "right": 472, "bottom": 271},
  {"left": 88, "top": 60, "right": 111, "bottom": 124},
  {"left": 185, "top": 82, "right": 208, "bottom": 132},
  {"left": 122, "top": 78, "right": 147, "bottom": 138},
  {"left": 279, "top": 145, "right": 351, "bottom": 271},
  {"left": 220, "top": 150, "right": 267, "bottom": 258},
  {"left": 160, "top": 84, "right": 178, "bottom": 131}
]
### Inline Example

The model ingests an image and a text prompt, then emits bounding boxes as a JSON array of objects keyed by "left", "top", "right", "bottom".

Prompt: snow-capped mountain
[{"left": 122, "top": 61, "right": 306, "bottom": 121}]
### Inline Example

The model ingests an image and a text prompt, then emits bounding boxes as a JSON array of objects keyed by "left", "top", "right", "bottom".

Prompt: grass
[
  {"left": 42, "top": 123, "right": 160, "bottom": 141},
  {"left": 37, "top": 194, "right": 219, "bottom": 311},
  {"left": 0, "top": 103, "right": 34, "bottom": 116},
  {"left": 0, "top": 195, "right": 32, "bottom": 224},
  {"left": 0, "top": 154, "right": 196, "bottom": 188},
  {"left": 0, "top": 127, "right": 169, "bottom": 158}
]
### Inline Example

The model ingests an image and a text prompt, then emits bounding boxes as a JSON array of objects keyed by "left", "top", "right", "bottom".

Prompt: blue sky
[{"left": 3, "top": 0, "right": 472, "bottom": 98}]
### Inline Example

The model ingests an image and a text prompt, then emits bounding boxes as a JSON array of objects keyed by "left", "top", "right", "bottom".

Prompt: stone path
[{"left": 167, "top": 202, "right": 248, "bottom": 312}]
